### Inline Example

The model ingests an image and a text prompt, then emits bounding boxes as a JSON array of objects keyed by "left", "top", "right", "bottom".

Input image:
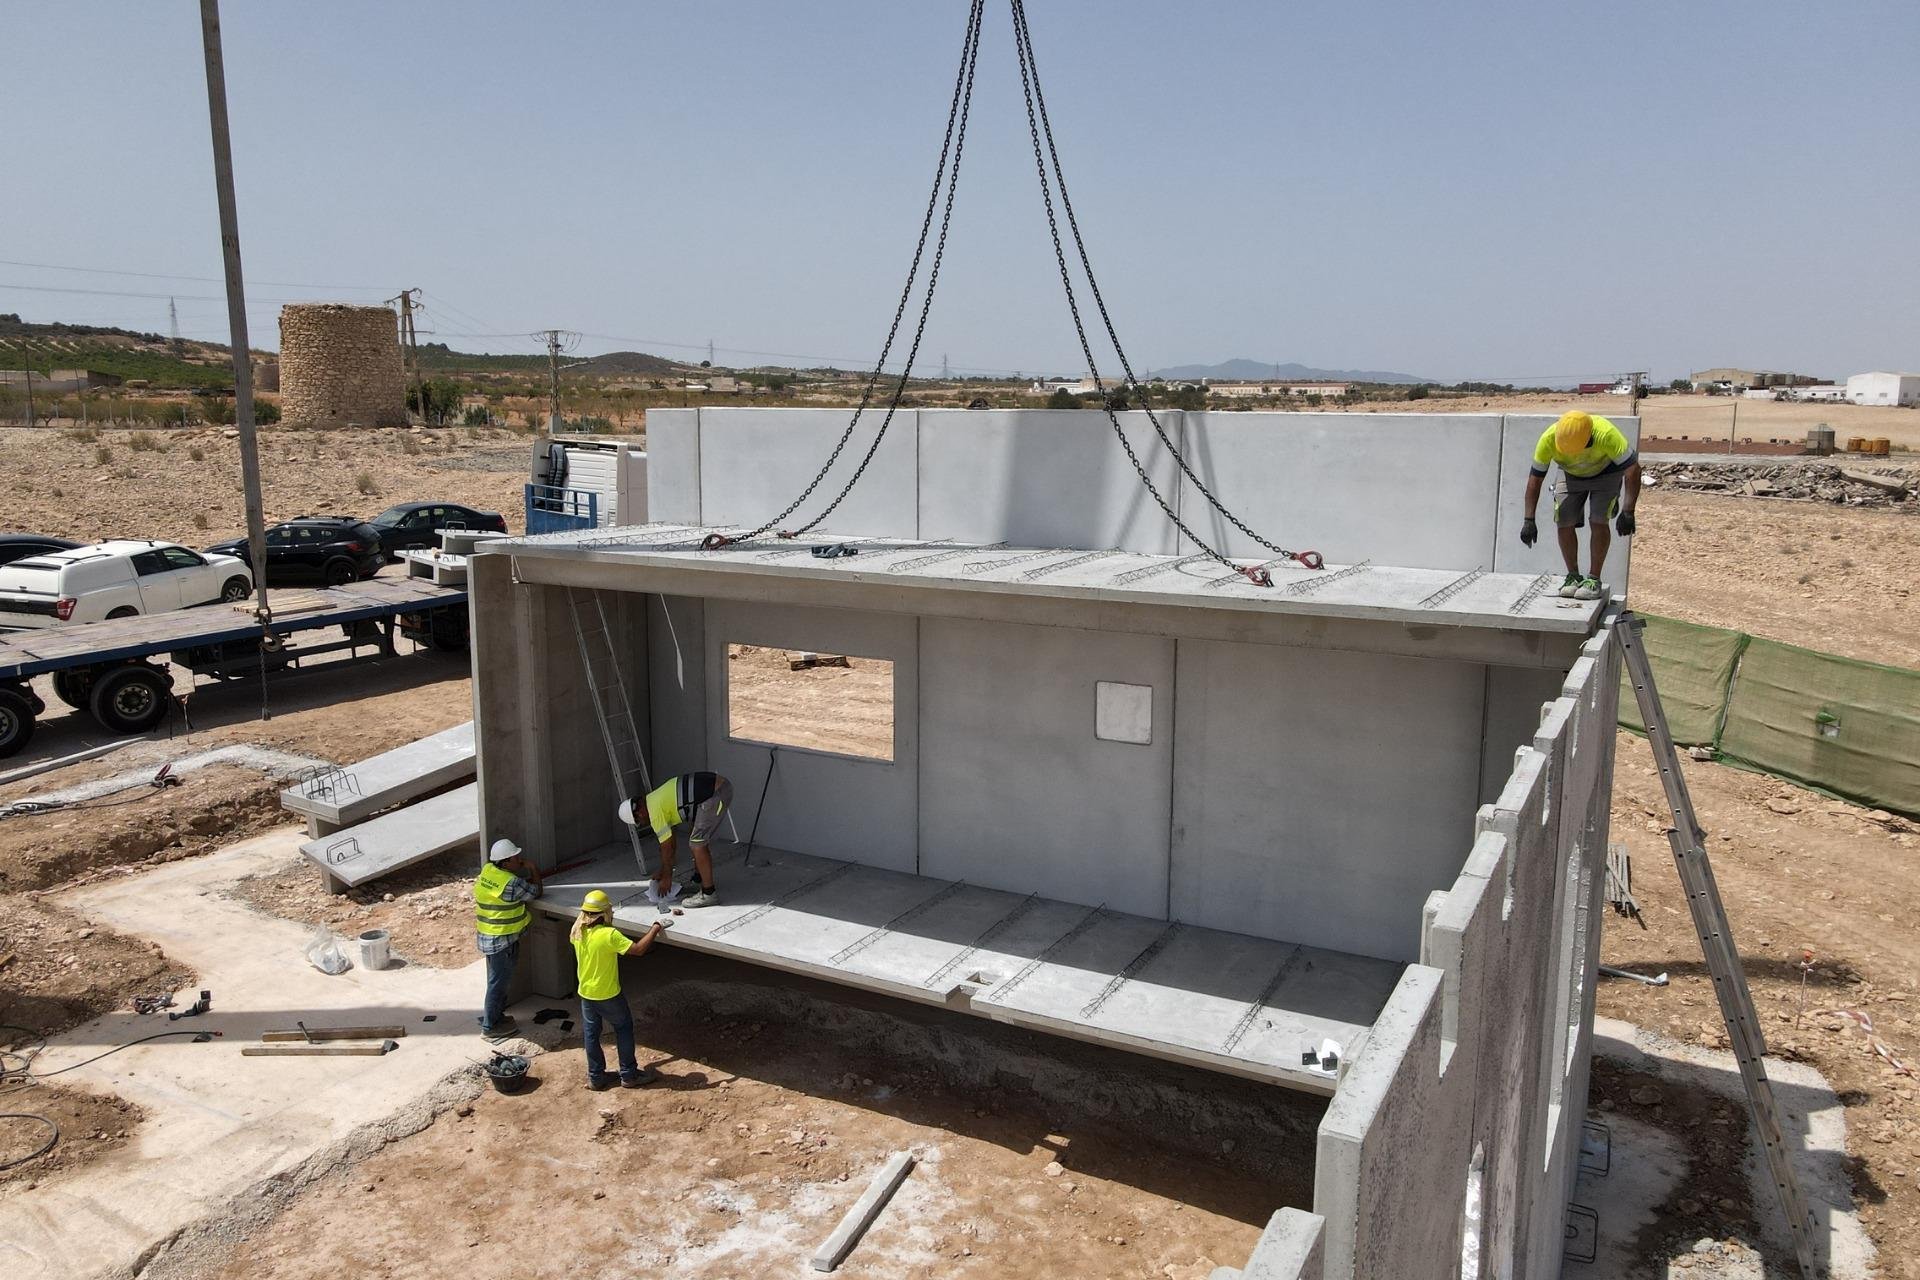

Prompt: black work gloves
[
  {"left": 1615, "top": 509, "right": 1636, "bottom": 537},
  {"left": 1519, "top": 517, "right": 1538, "bottom": 547}
]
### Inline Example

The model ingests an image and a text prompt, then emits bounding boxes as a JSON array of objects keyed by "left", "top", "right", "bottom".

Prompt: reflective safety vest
[{"left": 474, "top": 862, "right": 530, "bottom": 937}]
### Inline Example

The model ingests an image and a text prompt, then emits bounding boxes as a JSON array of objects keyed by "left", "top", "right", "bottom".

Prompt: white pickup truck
[{"left": 0, "top": 540, "right": 253, "bottom": 630}]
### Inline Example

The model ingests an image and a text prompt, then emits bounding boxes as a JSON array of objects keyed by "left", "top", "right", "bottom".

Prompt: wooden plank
[
  {"left": 241, "top": 1041, "right": 398, "bottom": 1057},
  {"left": 811, "top": 1151, "right": 915, "bottom": 1272},
  {"left": 260, "top": 1025, "right": 408, "bottom": 1042}
]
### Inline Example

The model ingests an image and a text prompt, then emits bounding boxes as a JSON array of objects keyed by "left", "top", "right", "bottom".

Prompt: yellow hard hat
[
  {"left": 581, "top": 889, "right": 612, "bottom": 914},
  {"left": 1554, "top": 411, "right": 1593, "bottom": 454}
]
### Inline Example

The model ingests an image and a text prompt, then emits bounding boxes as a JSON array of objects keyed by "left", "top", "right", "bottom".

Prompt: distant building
[
  {"left": 1689, "top": 367, "right": 1820, "bottom": 391},
  {"left": 0, "top": 368, "right": 123, "bottom": 392},
  {"left": 1846, "top": 371, "right": 1920, "bottom": 407}
]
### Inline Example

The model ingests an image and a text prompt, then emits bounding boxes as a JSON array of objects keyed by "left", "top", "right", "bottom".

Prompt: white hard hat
[
  {"left": 616, "top": 799, "right": 637, "bottom": 826},
  {"left": 488, "top": 837, "right": 523, "bottom": 863}
]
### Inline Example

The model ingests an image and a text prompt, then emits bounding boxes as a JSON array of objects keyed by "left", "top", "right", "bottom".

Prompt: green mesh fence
[{"left": 1619, "top": 614, "right": 1920, "bottom": 818}]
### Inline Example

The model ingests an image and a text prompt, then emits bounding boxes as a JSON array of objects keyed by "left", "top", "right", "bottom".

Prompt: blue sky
[{"left": 5, "top": 1, "right": 1915, "bottom": 383}]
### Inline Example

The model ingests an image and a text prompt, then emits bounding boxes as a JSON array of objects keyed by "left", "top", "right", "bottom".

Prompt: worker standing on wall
[
  {"left": 474, "top": 837, "right": 543, "bottom": 1042},
  {"left": 570, "top": 890, "right": 669, "bottom": 1089},
  {"left": 1518, "top": 410, "right": 1641, "bottom": 600},
  {"left": 619, "top": 771, "right": 733, "bottom": 907}
]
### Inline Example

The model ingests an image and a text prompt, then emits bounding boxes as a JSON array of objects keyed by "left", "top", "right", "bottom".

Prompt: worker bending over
[
  {"left": 474, "top": 837, "right": 543, "bottom": 1043},
  {"left": 1519, "top": 410, "right": 1641, "bottom": 600},
  {"left": 618, "top": 771, "right": 733, "bottom": 907},
  {"left": 569, "top": 889, "right": 669, "bottom": 1089}
]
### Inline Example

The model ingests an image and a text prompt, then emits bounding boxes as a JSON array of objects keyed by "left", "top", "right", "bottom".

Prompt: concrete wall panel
[
  {"left": 919, "top": 616, "right": 1175, "bottom": 917},
  {"left": 916, "top": 409, "right": 1183, "bottom": 553},
  {"left": 704, "top": 600, "right": 919, "bottom": 873},
  {"left": 643, "top": 409, "right": 702, "bottom": 525},
  {"left": 694, "top": 407, "right": 919, "bottom": 538},
  {"left": 1492, "top": 413, "right": 1640, "bottom": 590},
  {"left": 1177, "top": 413, "right": 1504, "bottom": 570},
  {"left": 1171, "top": 640, "right": 1486, "bottom": 961}
]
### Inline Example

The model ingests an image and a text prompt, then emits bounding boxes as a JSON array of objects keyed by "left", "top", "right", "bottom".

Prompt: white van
[{"left": 0, "top": 540, "right": 253, "bottom": 630}]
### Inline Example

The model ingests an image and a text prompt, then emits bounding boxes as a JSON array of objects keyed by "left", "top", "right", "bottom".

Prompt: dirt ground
[
  {"left": 178, "top": 955, "right": 1309, "bottom": 1280},
  {"left": 0, "top": 424, "right": 532, "bottom": 547}
]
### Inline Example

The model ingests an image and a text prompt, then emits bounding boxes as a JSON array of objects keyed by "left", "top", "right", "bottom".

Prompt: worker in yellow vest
[
  {"left": 474, "top": 837, "right": 543, "bottom": 1042},
  {"left": 617, "top": 771, "right": 733, "bottom": 908},
  {"left": 1519, "top": 410, "right": 1641, "bottom": 600},
  {"left": 570, "top": 889, "right": 669, "bottom": 1089}
]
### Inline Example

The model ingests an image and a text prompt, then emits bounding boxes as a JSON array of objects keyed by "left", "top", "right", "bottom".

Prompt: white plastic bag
[{"left": 303, "top": 924, "right": 353, "bottom": 975}]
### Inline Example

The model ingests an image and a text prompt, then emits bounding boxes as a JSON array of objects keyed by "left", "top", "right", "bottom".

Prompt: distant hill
[{"left": 1149, "top": 358, "right": 1427, "bottom": 384}]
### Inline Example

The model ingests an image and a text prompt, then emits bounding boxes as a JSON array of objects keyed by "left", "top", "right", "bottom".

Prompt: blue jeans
[
  {"left": 481, "top": 937, "right": 519, "bottom": 1031},
  {"left": 580, "top": 994, "right": 639, "bottom": 1082}
]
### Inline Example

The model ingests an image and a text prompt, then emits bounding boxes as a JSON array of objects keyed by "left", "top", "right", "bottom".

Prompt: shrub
[{"left": 355, "top": 471, "right": 377, "bottom": 495}]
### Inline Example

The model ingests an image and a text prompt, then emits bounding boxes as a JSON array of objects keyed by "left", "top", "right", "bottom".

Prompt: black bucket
[{"left": 485, "top": 1052, "right": 531, "bottom": 1094}]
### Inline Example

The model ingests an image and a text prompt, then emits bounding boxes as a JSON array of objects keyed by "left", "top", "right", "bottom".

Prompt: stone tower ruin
[{"left": 278, "top": 303, "right": 406, "bottom": 427}]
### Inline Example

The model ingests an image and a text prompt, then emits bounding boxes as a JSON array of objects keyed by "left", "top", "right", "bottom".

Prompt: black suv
[
  {"left": 367, "top": 502, "right": 508, "bottom": 560},
  {"left": 205, "top": 518, "right": 386, "bottom": 587}
]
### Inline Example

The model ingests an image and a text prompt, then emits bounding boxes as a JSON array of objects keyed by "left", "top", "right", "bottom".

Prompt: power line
[{"left": 0, "top": 256, "right": 388, "bottom": 290}]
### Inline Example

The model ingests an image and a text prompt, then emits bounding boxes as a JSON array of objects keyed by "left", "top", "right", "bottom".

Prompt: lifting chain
[
  {"left": 1009, "top": 0, "right": 1319, "bottom": 580},
  {"left": 705, "top": 0, "right": 985, "bottom": 552}
]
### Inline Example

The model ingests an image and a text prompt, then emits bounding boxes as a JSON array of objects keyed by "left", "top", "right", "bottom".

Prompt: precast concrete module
[
  {"left": 277, "top": 303, "right": 406, "bottom": 427},
  {"left": 472, "top": 409, "right": 1634, "bottom": 1280}
]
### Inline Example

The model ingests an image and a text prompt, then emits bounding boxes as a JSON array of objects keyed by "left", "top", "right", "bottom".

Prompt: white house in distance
[{"left": 1846, "top": 371, "right": 1920, "bottom": 407}]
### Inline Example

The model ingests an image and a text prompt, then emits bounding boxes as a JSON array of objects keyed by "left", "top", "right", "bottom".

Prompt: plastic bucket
[{"left": 357, "top": 929, "right": 391, "bottom": 971}]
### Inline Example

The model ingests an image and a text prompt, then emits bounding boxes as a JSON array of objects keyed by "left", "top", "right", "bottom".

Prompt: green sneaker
[
  {"left": 1574, "top": 576, "right": 1604, "bottom": 601},
  {"left": 1556, "top": 572, "right": 1583, "bottom": 598}
]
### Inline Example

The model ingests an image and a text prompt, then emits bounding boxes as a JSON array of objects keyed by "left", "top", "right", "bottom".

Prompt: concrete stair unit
[{"left": 280, "top": 721, "right": 478, "bottom": 891}]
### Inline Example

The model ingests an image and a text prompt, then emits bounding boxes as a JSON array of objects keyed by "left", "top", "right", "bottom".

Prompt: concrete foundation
[{"left": 472, "top": 408, "right": 1629, "bottom": 1279}]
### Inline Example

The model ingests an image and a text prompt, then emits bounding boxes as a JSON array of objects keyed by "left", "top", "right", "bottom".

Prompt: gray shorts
[
  {"left": 688, "top": 777, "right": 732, "bottom": 844},
  {"left": 1553, "top": 472, "right": 1624, "bottom": 528}
]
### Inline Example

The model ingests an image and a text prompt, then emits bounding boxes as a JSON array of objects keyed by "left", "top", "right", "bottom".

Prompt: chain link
[
  {"left": 1009, "top": 0, "right": 1318, "bottom": 577},
  {"left": 722, "top": 0, "right": 985, "bottom": 546}
]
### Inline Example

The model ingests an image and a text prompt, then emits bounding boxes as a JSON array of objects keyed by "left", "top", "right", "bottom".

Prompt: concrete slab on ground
[
  {"left": 296, "top": 780, "right": 479, "bottom": 889},
  {"left": 535, "top": 841, "right": 1402, "bottom": 1094},
  {"left": 0, "top": 829, "right": 534, "bottom": 1280}
]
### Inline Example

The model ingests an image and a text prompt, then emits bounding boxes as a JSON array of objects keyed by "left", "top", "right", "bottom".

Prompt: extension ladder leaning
[
  {"left": 567, "top": 587, "right": 654, "bottom": 880},
  {"left": 1615, "top": 611, "right": 1818, "bottom": 1279}
]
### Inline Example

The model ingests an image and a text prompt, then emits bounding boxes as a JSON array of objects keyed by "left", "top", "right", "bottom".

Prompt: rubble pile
[{"left": 1644, "top": 459, "right": 1916, "bottom": 507}]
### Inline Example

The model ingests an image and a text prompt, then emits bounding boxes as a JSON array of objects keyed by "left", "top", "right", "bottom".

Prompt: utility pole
[
  {"left": 392, "top": 288, "right": 422, "bottom": 422},
  {"left": 198, "top": 0, "right": 273, "bottom": 702},
  {"left": 532, "top": 328, "right": 583, "bottom": 434}
]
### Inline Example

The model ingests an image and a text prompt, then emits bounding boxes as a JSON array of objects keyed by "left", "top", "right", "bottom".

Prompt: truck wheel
[
  {"left": 321, "top": 558, "right": 356, "bottom": 587},
  {"left": 106, "top": 606, "right": 139, "bottom": 620},
  {"left": 0, "top": 687, "right": 34, "bottom": 758},
  {"left": 220, "top": 576, "right": 252, "bottom": 602},
  {"left": 89, "top": 665, "right": 173, "bottom": 735},
  {"left": 52, "top": 668, "right": 97, "bottom": 710}
]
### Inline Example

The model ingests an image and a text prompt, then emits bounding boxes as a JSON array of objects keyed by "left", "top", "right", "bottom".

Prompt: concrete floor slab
[
  {"left": 3, "top": 829, "right": 528, "bottom": 1280},
  {"left": 532, "top": 843, "right": 1403, "bottom": 1094}
]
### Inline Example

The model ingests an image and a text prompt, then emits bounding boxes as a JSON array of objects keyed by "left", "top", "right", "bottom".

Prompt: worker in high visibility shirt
[
  {"left": 617, "top": 771, "right": 733, "bottom": 908},
  {"left": 1519, "top": 410, "right": 1641, "bottom": 600},
  {"left": 570, "top": 889, "right": 669, "bottom": 1089},
  {"left": 474, "top": 837, "right": 543, "bottom": 1043}
]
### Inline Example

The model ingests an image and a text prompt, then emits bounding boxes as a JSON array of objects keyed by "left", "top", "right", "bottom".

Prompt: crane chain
[
  {"left": 708, "top": 0, "right": 984, "bottom": 552},
  {"left": 1008, "top": 0, "right": 1320, "bottom": 576}
]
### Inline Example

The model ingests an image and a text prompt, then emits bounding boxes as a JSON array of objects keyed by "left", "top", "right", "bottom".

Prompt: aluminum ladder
[
  {"left": 1616, "top": 611, "right": 1819, "bottom": 1279},
  {"left": 567, "top": 587, "right": 654, "bottom": 879}
]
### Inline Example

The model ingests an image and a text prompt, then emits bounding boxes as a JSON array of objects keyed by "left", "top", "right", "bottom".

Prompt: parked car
[
  {"left": 0, "top": 540, "right": 252, "bottom": 630},
  {"left": 368, "top": 502, "right": 507, "bottom": 559},
  {"left": 0, "top": 534, "right": 79, "bottom": 568},
  {"left": 205, "top": 517, "right": 385, "bottom": 587}
]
